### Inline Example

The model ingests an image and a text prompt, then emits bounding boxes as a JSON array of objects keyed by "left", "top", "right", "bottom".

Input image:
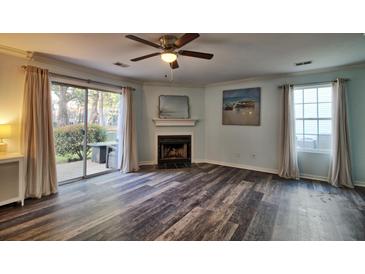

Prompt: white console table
[{"left": 0, "top": 153, "right": 24, "bottom": 207}]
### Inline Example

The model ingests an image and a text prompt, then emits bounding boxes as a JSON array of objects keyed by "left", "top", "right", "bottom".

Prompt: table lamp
[{"left": 0, "top": 124, "right": 11, "bottom": 153}]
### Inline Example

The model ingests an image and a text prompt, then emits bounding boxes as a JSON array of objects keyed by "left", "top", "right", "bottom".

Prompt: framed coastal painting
[{"left": 222, "top": 87, "right": 261, "bottom": 125}]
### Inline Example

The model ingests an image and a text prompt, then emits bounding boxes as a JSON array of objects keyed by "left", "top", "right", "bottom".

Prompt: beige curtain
[
  {"left": 119, "top": 87, "right": 139, "bottom": 173},
  {"left": 278, "top": 84, "right": 300, "bottom": 179},
  {"left": 329, "top": 79, "right": 353, "bottom": 188},
  {"left": 21, "top": 66, "right": 58, "bottom": 198}
]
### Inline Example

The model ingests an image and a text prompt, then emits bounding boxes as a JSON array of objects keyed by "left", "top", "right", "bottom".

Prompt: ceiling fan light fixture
[
  {"left": 126, "top": 34, "right": 213, "bottom": 69},
  {"left": 161, "top": 52, "right": 177, "bottom": 63}
]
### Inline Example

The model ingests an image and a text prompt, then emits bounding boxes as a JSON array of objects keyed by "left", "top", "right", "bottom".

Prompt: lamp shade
[
  {"left": 0, "top": 124, "right": 11, "bottom": 139},
  {"left": 161, "top": 52, "right": 177, "bottom": 63}
]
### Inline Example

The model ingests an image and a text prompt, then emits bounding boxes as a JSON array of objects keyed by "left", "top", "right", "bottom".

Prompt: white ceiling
[{"left": 0, "top": 33, "right": 364, "bottom": 85}]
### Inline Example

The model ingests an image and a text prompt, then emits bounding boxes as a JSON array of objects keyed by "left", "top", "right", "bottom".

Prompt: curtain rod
[
  {"left": 278, "top": 79, "right": 349, "bottom": 89},
  {"left": 21, "top": 65, "right": 136, "bottom": 91}
]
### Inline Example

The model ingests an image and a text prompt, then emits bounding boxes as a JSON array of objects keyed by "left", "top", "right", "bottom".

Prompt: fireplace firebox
[{"left": 158, "top": 135, "right": 191, "bottom": 168}]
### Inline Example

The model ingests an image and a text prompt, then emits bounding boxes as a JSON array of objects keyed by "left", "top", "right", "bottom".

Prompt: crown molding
[
  {"left": 206, "top": 61, "right": 365, "bottom": 88},
  {"left": 3, "top": 43, "right": 364, "bottom": 89},
  {"left": 31, "top": 52, "right": 142, "bottom": 86},
  {"left": 142, "top": 61, "right": 365, "bottom": 89},
  {"left": 0, "top": 44, "right": 33, "bottom": 59},
  {"left": 142, "top": 81, "right": 205, "bottom": 89}
]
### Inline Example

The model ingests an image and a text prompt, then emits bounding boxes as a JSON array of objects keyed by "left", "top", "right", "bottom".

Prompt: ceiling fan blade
[
  {"left": 170, "top": 60, "right": 179, "bottom": 69},
  {"left": 130, "top": 52, "right": 160, "bottom": 62},
  {"left": 178, "top": 50, "right": 213, "bottom": 59},
  {"left": 174, "top": 33, "right": 200, "bottom": 48},
  {"left": 125, "top": 35, "right": 162, "bottom": 49}
]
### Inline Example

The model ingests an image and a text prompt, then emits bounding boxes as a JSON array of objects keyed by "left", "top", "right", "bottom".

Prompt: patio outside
[{"left": 51, "top": 84, "right": 121, "bottom": 182}]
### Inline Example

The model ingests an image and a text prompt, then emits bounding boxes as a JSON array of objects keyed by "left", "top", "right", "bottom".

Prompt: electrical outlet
[{"left": 251, "top": 154, "right": 256, "bottom": 159}]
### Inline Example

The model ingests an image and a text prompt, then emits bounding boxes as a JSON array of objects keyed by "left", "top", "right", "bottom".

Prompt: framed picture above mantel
[
  {"left": 159, "top": 95, "right": 190, "bottom": 119},
  {"left": 222, "top": 87, "right": 261, "bottom": 126}
]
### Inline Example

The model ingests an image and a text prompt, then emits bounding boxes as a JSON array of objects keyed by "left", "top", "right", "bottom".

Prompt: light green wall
[
  {"left": 204, "top": 66, "right": 365, "bottom": 184},
  {"left": 286, "top": 66, "right": 365, "bottom": 183},
  {"left": 0, "top": 53, "right": 27, "bottom": 152},
  {"left": 0, "top": 52, "right": 143, "bottom": 155},
  {"left": 138, "top": 84, "right": 205, "bottom": 163},
  {"left": 137, "top": 66, "right": 365, "bottom": 184},
  {"left": 1, "top": 52, "right": 363, "bottom": 183}
]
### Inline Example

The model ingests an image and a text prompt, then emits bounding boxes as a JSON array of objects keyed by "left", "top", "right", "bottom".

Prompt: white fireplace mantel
[{"left": 152, "top": 118, "right": 198, "bottom": 127}]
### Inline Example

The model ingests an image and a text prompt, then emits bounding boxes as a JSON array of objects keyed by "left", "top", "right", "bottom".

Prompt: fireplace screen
[
  {"left": 161, "top": 144, "right": 188, "bottom": 160},
  {"left": 158, "top": 135, "right": 191, "bottom": 168}
]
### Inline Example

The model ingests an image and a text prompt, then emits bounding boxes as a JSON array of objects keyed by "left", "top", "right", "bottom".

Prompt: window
[{"left": 294, "top": 84, "right": 332, "bottom": 152}]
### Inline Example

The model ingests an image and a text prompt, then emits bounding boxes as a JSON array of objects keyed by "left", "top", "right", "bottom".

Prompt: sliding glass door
[
  {"left": 51, "top": 83, "right": 121, "bottom": 184},
  {"left": 51, "top": 84, "right": 86, "bottom": 182},
  {"left": 86, "top": 89, "right": 121, "bottom": 177}
]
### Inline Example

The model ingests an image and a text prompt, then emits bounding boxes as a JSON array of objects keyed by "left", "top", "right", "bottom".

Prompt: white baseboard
[
  {"left": 204, "top": 159, "right": 332, "bottom": 183},
  {"left": 300, "top": 173, "right": 328, "bottom": 182},
  {"left": 204, "top": 159, "right": 278, "bottom": 175},
  {"left": 138, "top": 158, "right": 365, "bottom": 187},
  {"left": 354, "top": 181, "right": 365, "bottom": 187},
  {"left": 138, "top": 161, "right": 154, "bottom": 166},
  {"left": 299, "top": 175, "right": 365, "bottom": 187},
  {"left": 194, "top": 158, "right": 206, "bottom": 163}
]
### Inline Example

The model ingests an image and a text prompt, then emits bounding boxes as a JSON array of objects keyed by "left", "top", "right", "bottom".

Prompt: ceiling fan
[{"left": 125, "top": 33, "right": 214, "bottom": 69}]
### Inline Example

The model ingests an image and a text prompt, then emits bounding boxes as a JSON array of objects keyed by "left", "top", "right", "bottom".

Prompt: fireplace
[{"left": 158, "top": 135, "right": 191, "bottom": 168}]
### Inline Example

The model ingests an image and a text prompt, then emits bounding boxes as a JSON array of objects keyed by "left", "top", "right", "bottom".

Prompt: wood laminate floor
[{"left": 0, "top": 163, "right": 364, "bottom": 240}]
